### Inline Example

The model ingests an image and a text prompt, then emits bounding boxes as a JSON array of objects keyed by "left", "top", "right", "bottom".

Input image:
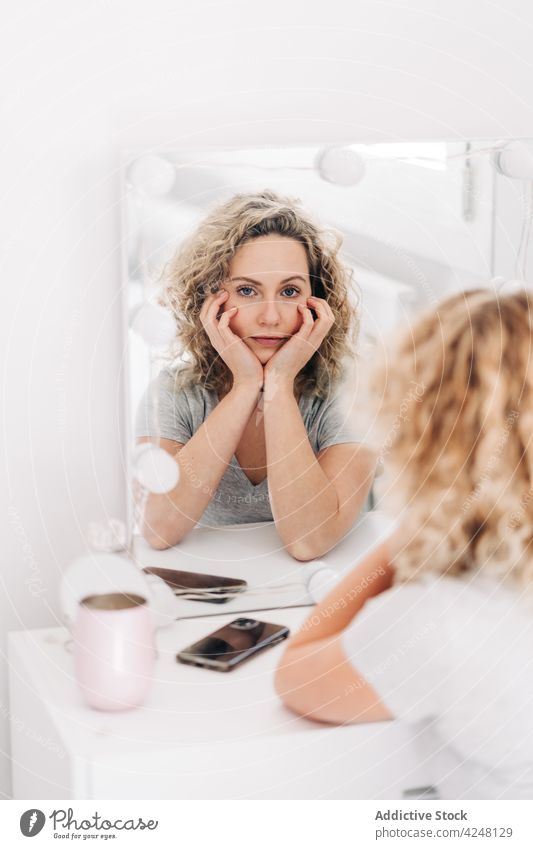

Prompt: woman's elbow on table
[
  {"left": 274, "top": 650, "right": 337, "bottom": 723},
  {"left": 284, "top": 536, "right": 334, "bottom": 562},
  {"left": 141, "top": 519, "right": 188, "bottom": 550},
  {"left": 274, "top": 660, "right": 306, "bottom": 717},
  {"left": 285, "top": 542, "right": 320, "bottom": 562},
  {"left": 142, "top": 532, "right": 174, "bottom": 551},
  {"left": 274, "top": 637, "right": 394, "bottom": 725}
]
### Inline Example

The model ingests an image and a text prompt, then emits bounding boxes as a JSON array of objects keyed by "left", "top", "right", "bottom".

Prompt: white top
[{"left": 341, "top": 572, "right": 533, "bottom": 799}]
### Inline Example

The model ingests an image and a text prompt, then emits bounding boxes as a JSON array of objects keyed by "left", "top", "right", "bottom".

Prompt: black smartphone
[
  {"left": 176, "top": 617, "right": 290, "bottom": 671},
  {"left": 142, "top": 566, "right": 247, "bottom": 604}
]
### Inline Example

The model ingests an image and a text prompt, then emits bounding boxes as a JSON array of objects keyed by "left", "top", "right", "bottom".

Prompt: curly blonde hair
[
  {"left": 158, "top": 189, "right": 358, "bottom": 398},
  {"left": 368, "top": 288, "right": 533, "bottom": 587}
]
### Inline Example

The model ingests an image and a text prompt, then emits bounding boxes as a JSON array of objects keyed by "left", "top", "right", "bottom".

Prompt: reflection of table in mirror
[
  {"left": 133, "top": 510, "right": 394, "bottom": 618},
  {"left": 9, "top": 603, "right": 432, "bottom": 800}
]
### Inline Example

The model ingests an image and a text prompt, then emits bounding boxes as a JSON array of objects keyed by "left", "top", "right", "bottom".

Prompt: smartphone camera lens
[{"left": 230, "top": 618, "right": 259, "bottom": 630}]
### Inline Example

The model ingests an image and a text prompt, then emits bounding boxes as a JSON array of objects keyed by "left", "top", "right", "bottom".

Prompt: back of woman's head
[
  {"left": 370, "top": 288, "right": 533, "bottom": 586},
  {"left": 160, "top": 189, "right": 357, "bottom": 397}
]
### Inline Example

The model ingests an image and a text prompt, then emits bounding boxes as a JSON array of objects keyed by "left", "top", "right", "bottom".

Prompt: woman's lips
[{"left": 251, "top": 336, "right": 288, "bottom": 347}]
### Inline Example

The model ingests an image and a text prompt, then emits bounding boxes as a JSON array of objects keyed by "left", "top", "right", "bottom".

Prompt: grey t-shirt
[{"left": 135, "top": 366, "right": 362, "bottom": 528}]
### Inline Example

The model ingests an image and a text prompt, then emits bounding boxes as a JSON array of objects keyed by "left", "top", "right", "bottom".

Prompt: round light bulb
[
  {"left": 305, "top": 564, "right": 339, "bottom": 602},
  {"left": 129, "top": 302, "right": 176, "bottom": 348},
  {"left": 87, "top": 518, "right": 127, "bottom": 552},
  {"left": 133, "top": 443, "right": 180, "bottom": 494},
  {"left": 492, "top": 141, "right": 533, "bottom": 180},
  {"left": 316, "top": 147, "right": 366, "bottom": 186},
  {"left": 60, "top": 551, "right": 177, "bottom": 632},
  {"left": 128, "top": 154, "right": 176, "bottom": 195},
  {"left": 60, "top": 552, "right": 149, "bottom": 630},
  {"left": 493, "top": 277, "right": 526, "bottom": 294}
]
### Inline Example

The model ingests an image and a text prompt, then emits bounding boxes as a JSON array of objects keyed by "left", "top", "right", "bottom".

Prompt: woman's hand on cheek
[
  {"left": 200, "top": 292, "right": 264, "bottom": 391},
  {"left": 263, "top": 296, "right": 334, "bottom": 393}
]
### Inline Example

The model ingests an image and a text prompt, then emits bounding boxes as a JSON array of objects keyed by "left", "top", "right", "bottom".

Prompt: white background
[{"left": 1, "top": 0, "right": 533, "bottom": 800}]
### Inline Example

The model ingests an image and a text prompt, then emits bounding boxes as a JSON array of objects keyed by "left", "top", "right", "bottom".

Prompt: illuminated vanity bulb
[
  {"left": 492, "top": 141, "right": 533, "bottom": 180},
  {"left": 492, "top": 277, "right": 526, "bottom": 294},
  {"left": 128, "top": 154, "right": 176, "bottom": 195},
  {"left": 129, "top": 302, "right": 176, "bottom": 347},
  {"left": 60, "top": 551, "right": 177, "bottom": 632},
  {"left": 316, "top": 147, "right": 366, "bottom": 186},
  {"left": 60, "top": 552, "right": 149, "bottom": 631},
  {"left": 87, "top": 518, "right": 127, "bottom": 552},
  {"left": 305, "top": 563, "right": 339, "bottom": 603},
  {"left": 133, "top": 443, "right": 180, "bottom": 494}
]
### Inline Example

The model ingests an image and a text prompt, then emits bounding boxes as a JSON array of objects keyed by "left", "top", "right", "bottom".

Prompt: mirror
[{"left": 121, "top": 140, "right": 533, "bottom": 614}]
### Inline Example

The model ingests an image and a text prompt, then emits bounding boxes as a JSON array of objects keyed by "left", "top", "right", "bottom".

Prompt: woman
[
  {"left": 135, "top": 190, "right": 375, "bottom": 558},
  {"left": 275, "top": 289, "right": 533, "bottom": 798}
]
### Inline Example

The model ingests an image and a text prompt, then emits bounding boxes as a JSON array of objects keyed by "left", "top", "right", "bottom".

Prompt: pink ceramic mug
[{"left": 74, "top": 592, "right": 156, "bottom": 711}]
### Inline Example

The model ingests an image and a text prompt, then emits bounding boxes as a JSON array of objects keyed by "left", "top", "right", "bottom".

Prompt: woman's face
[{"left": 222, "top": 234, "right": 313, "bottom": 364}]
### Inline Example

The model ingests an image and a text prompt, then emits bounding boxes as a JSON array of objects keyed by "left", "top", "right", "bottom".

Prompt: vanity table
[
  {"left": 133, "top": 510, "right": 394, "bottom": 618},
  {"left": 9, "top": 512, "right": 432, "bottom": 799}
]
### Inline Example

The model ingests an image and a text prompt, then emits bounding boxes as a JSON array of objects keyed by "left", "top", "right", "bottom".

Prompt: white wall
[{"left": 2, "top": 0, "right": 533, "bottom": 799}]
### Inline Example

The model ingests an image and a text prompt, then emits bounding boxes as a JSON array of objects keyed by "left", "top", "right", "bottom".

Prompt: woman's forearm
[
  {"left": 141, "top": 382, "right": 260, "bottom": 548},
  {"left": 262, "top": 382, "right": 366, "bottom": 559},
  {"left": 274, "top": 541, "right": 395, "bottom": 724},
  {"left": 285, "top": 539, "right": 394, "bottom": 649}
]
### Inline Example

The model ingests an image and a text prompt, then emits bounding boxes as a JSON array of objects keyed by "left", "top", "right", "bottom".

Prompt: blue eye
[
  {"left": 281, "top": 286, "right": 300, "bottom": 298},
  {"left": 235, "top": 285, "right": 301, "bottom": 299}
]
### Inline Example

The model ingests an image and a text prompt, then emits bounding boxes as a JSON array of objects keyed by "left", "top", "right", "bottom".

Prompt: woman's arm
[
  {"left": 263, "top": 382, "right": 376, "bottom": 560},
  {"left": 274, "top": 539, "right": 395, "bottom": 724},
  {"left": 138, "top": 290, "right": 264, "bottom": 549},
  {"left": 262, "top": 295, "right": 374, "bottom": 560},
  {"left": 137, "top": 382, "right": 261, "bottom": 549}
]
